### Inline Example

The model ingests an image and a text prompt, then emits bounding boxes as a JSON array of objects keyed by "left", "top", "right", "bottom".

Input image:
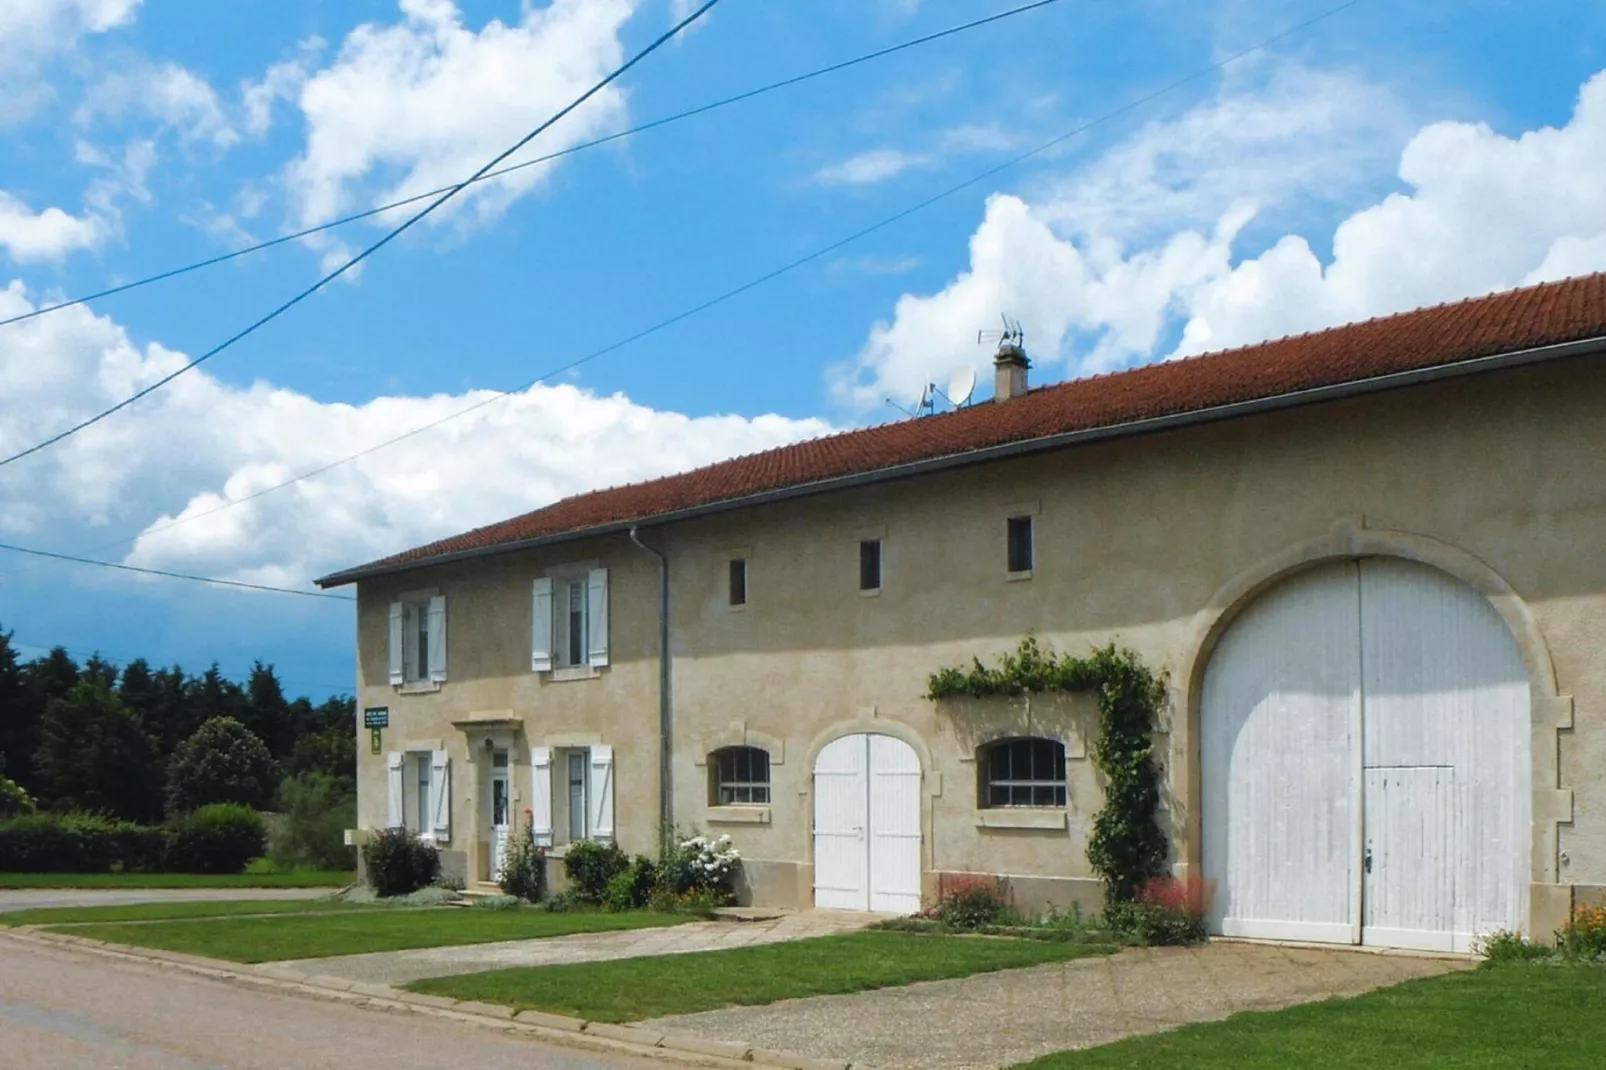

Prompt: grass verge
[
  {"left": 1015, "top": 964, "right": 1606, "bottom": 1068},
  {"left": 1, "top": 898, "right": 381, "bottom": 926},
  {"left": 408, "top": 931, "right": 1119, "bottom": 1022},
  {"left": 0, "top": 871, "right": 352, "bottom": 889},
  {"left": 55, "top": 908, "right": 693, "bottom": 963}
]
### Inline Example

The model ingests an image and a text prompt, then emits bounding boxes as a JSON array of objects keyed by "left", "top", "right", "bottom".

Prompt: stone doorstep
[{"left": 9, "top": 928, "right": 854, "bottom": 1070}]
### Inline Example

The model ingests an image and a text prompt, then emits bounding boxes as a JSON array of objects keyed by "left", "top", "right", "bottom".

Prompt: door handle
[{"left": 1363, "top": 844, "right": 1373, "bottom": 873}]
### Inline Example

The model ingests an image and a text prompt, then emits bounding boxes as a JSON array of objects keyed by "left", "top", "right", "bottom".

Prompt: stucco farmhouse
[{"left": 319, "top": 272, "right": 1606, "bottom": 952}]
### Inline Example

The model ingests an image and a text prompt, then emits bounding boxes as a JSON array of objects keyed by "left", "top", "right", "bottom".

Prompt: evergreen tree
[
  {"left": 81, "top": 654, "right": 119, "bottom": 690},
  {"left": 11, "top": 646, "right": 80, "bottom": 798},
  {"left": 0, "top": 626, "right": 33, "bottom": 791},
  {"left": 147, "top": 665, "right": 197, "bottom": 753},
  {"left": 244, "top": 661, "right": 293, "bottom": 759},
  {"left": 34, "top": 681, "right": 164, "bottom": 821}
]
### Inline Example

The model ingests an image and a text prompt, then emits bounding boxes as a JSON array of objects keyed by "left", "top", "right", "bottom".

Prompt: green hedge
[{"left": 0, "top": 810, "right": 265, "bottom": 874}]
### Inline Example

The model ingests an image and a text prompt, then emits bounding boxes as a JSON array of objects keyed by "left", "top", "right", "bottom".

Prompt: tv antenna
[{"left": 977, "top": 314, "right": 1024, "bottom": 350}]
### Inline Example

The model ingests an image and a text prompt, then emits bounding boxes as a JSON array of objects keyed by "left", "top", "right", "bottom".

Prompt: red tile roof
[{"left": 320, "top": 273, "right": 1606, "bottom": 585}]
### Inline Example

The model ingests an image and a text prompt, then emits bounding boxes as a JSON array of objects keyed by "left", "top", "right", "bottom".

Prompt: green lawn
[
  {"left": 0, "top": 898, "right": 380, "bottom": 926},
  {"left": 409, "top": 931, "right": 1120, "bottom": 1022},
  {"left": 56, "top": 908, "right": 694, "bottom": 963},
  {"left": 1016, "top": 964, "right": 1606, "bottom": 1068},
  {"left": 0, "top": 871, "right": 352, "bottom": 889}
]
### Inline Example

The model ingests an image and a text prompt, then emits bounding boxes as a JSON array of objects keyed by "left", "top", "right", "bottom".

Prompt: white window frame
[
  {"left": 533, "top": 566, "right": 608, "bottom": 676},
  {"left": 391, "top": 591, "right": 446, "bottom": 688},
  {"left": 402, "top": 599, "right": 430, "bottom": 683}
]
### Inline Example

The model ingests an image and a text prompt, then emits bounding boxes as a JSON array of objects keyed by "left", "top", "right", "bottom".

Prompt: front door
[
  {"left": 812, "top": 733, "right": 922, "bottom": 913},
  {"left": 489, "top": 749, "right": 511, "bottom": 879}
]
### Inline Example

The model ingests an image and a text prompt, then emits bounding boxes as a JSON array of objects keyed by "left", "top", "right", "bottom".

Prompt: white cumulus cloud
[
  {"left": 0, "top": 0, "right": 142, "bottom": 125},
  {"left": 282, "top": 0, "right": 637, "bottom": 233},
  {"left": 0, "top": 193, "right": 106, "bottom": 262},
  {"left": 0, "top": 281, "right": 832, "bottom": 591},
  {"left": 835, "top": 66, "right": 1606, "bottom": 407}
]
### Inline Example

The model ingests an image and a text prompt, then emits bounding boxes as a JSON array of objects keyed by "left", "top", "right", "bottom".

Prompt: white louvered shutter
[
  {"left": 429, "top": 750, "right": 450, "bottom": 842},
  {"left": 587, "top": 568, "right": 609, "bottom": 668},
  {"left": 529, "top": 746, "right": 553, "bottom": 846},
  {"left": 531, "top": 577, "right": 554, "bottom": 672},
  {"left": 388, "top": 603, "right": 404, "bottom": 685},
  {"left": 427, "top": 595, "right": 447, "bottom": 683},
  {"left": 589, "top": 745, "right": 615, "bottom": 841},
  {"left": 386, "top": 751, "right": 404, "bottom": 827}
]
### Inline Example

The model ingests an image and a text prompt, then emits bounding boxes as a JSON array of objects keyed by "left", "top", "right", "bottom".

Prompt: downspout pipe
[{"left": 629, "top": 526, "right": 672, "bottom": 852}]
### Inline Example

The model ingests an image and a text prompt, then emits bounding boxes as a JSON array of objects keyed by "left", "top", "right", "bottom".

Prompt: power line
[
  {"left": 0, "top": 541, "right": 353, "bottom": 601},
  {"left": 0, "top": 0, "right": 1069, "bottom": 335},
  {"left": 0, "top": 0, "right": 723, "bottom": 471},
  {"left": 48, "top": 0, "right": 1367, "bottom": 564},
  {"left": 0, "top": 0, "right": 1365, "bottom": 594}
]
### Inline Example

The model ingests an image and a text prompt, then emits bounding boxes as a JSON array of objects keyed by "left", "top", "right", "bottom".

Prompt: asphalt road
[{"left": 0, "top": 935, "right": 666, "bottom": 1070}]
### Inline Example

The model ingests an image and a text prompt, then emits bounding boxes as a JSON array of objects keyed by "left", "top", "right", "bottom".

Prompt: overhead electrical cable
[
  {"left": 49, "top": 0, "right": 1368, "bottom": 562},
  {"left": 0, "top": 541, "right": 353, "bottom": 601},
  {"left": 0, "top": 0, "right": 1365, "bottom": 595},
  {"left": 0, "top": 0, "right": 1068, "bottom": 334},
  {"left": 0, "top": 0, "right": 724, "bottom": 470}
]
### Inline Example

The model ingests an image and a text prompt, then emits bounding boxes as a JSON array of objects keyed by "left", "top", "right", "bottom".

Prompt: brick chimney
[{"left": 993, "top": 338, "right": 1029, "bottom": 401}]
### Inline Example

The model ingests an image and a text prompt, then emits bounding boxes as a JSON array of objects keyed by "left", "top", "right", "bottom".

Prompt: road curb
[{"left": 6, "top": 927, "right": 867, "bottom": 1068}]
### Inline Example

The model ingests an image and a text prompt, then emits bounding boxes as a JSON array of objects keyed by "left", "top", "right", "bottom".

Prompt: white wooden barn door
[
  {"left": 1201, "top": 563, "right": 1362, "bottom": 943},
  {"left": 1201, "top": 557, "right": 1529, "bottom": 951},
  {"left": 1358, "top": 558, "right": 1529, "bottom": 952},
  {"left": 814, "top": 733, "right": 921, "bottom": 913}
]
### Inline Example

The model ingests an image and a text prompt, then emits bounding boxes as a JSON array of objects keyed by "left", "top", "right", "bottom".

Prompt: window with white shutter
[
  {"left": 429, "top": 750, "right": 451, "bottom": 842},
  {"left": 386, "top": 751, "right": 404, "bottom": 828},
  {"left": 531, "top": 578, "right": 553, "bottom": 672},
  {"left": 529, "top": 746, "right": 553, "bottom": 846},
  {"left": 426, "top": 595, "right": 447, "bottom": 683},
  {"left": 387, "top": 604, "right": 404, "bottom": 685},
  {"left": 586, "top": 568, "right": 609, "bottom": 667},
  {"left": 589, "top": 745, "right": 615, "bottom": 841}
]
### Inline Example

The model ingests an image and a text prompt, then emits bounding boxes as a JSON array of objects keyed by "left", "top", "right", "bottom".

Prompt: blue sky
[{"left": 2, "top": 0, "right": 1605, "bottom": 698}]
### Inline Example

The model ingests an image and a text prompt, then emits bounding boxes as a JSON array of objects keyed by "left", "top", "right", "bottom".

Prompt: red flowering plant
[
  {"left": 923, "top": 874, "right": 1014, "bottom": 929},
  {"left": 1107, "top": 874, "right": 1214, "bottom": 945}
]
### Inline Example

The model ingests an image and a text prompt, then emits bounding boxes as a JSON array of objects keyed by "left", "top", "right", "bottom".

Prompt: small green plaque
[{"left": 363, "top": 707, "right": 390, "bottom": 729}]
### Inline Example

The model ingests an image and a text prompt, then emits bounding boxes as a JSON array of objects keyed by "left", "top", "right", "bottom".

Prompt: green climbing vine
[{"left": 926, "top": 637, "right": 1167, "bottom": 907}]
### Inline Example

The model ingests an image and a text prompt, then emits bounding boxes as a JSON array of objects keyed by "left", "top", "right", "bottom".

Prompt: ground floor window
[
  {"left": 981, "top": 737, "right": 1067, "bottom": 807},
  {"left": 711, "top": 746, "right": 771, "bottom": 805}
]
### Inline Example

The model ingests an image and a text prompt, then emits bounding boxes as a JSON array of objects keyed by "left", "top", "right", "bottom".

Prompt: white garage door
[
  {"left": 1201, "top": 558, "right": 1529, "bottom": 952},
  {"left": 813, "top": 733, "right": 922, "bottom": 914}
]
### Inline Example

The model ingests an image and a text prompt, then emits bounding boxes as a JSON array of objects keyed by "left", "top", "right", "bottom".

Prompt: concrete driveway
[
  {"left": 639, "top": 940, "right": 1473, "bottom": 1070},
  {"left": 0, "top": 887, "right": 337, "bottom": 912}
]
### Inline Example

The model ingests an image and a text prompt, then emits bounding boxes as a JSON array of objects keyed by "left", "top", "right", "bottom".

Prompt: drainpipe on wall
[{"left": 629, "top": 526, "right": 673, "bottom": 851}]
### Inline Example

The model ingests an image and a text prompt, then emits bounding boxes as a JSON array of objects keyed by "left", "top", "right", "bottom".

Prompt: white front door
[
  {"left": 1201, "top": 558, "right": 1530, "bottom": 951},
  {"left": 813, "top": 733, "right": 922, "bottom": 913},
  {"left": 489, "top": 749, "right": 511, "bottom": 879}
]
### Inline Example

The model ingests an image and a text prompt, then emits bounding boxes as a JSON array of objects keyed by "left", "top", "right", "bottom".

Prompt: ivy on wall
[{"left": 927, "top": 637, "right": 1167, "bottom": 907}]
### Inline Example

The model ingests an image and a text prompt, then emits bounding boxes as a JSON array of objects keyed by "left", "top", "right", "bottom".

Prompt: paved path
[
  {"left": 0, "top": 887, "right": 336, "bottom": 912},
  {"left": 0, "top": 933, "right": 661, "bottom": 1070},
  {"left": 641, "top": 940, "right": 1473, "bottom": 1070},
  {"left": 280, "top": 912, "right": 870, "bottom": 986}
]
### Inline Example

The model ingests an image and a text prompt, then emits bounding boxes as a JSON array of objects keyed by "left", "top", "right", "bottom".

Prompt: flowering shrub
[
  {"left": 666, "top": 834, "right": 741, "bottom": 901},
  {"left": 925, "top": 874, "right": 1012, "bottom": 929},
  {"left": 1106, "top": 874, "right": 1213, "bottom": 945},
  {"left": 1557, "top": 905, "right": 1606, "bottom": 960}
]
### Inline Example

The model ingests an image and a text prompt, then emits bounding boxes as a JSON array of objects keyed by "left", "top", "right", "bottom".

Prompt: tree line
[{"left": 0, "top": 624, "right": 354, "bottom": 823}]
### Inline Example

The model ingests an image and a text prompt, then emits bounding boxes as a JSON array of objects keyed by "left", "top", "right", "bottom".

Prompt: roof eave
[{"left": 315, "top": 332, "right": 1606, "bottom": 589}]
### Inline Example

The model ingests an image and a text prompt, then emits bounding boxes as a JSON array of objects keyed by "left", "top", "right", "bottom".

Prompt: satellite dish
[{"left": 947, "top": 367, "right": 976, "bottom": 408}]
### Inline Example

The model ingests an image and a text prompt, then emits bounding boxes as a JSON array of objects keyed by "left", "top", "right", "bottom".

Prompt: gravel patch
[{"left": 639, "top": 941, "right": 1472, "bottom": 1070}]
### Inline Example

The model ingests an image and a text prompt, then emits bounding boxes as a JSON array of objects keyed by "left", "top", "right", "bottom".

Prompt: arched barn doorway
[{"left": 1200, "top": 557, "right": 1530, "bottom": 952}]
